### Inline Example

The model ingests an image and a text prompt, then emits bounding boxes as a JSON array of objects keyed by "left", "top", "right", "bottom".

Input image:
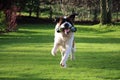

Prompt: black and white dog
[{"left": 51, "top": 14, "right": 77, "bottom": 68}]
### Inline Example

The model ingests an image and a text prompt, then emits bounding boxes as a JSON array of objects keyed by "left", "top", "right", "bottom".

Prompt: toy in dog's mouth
[{"left": 56, "top": 27, "right": 77, "bottom": 35}]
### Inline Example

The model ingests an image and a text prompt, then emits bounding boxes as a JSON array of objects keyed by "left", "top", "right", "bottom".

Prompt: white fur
[{"left": 51, "top": 23, "right": 75, "bottom": 68}]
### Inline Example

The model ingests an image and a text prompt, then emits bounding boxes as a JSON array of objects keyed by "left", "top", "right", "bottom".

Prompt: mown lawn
[{"left": 0, "top": 24, "right": 120, "bottom": 80}]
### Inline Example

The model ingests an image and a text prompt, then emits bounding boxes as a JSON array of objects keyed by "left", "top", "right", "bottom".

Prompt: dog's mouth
[
  {"left": 63, "top": 28, "right": 70, "bottom": 35},
  {"left": 56, "top": 27, "right": 71, "bottom": 35}
]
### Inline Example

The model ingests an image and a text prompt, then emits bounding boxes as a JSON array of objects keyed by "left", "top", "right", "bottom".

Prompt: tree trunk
[
  {"left": 36, "top": 7, "right": 39, "bottom": 18},
  {"left": 93, "top": 7, "right": 98, "bottom": 22},
  {"left": 29, "top": 0, "right": 34, "bottom": 17},
  {"left": 100, "top": 0, "right": 112, "bottom": 24},
  {"left": 106, "top": 0, "right": 112, "bottom": 23},
  {"left": 100, "top": 0, "right": 107, "bottom": 24},
  {"left": 0, "top": 0, "right": 18, "bottom": 32},
  {"left": 116, "top": 10, "right": 118, "bottom": 21},
  {"left": 29, "top": 9, "right": 32, "bottom": 17},
  {"left": 49, "top": 7, "right": 53, "bottom": 19},
  {"left": 36, "top": 0, "right": 40, "bottom": 18},
  {"left": 5, "top": 5, "right": 18, "bottom": 32}
]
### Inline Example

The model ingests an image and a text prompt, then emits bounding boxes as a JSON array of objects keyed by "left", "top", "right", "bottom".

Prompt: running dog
[{"left": 51, "top": 13, "right": 77, "bottom": 68}]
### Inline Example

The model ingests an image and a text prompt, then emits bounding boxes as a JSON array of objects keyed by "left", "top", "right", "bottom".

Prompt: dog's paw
[
  {"left": 51, "top": 50, "right": 56, "bottom": 56},
  {"left": 60, "top": 63, "right": 67, "bottom": 68},
  {"left": 51, "top": 52, "right": 56, "bottom": 56}
]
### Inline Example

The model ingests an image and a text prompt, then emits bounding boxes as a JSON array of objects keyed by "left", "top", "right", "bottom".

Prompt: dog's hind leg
[
  {"left": 70, "top": 47, "right": 75, "bottom": 60},
  {"left": 70, "top": 41, "right": 76, "bottom": 60}
]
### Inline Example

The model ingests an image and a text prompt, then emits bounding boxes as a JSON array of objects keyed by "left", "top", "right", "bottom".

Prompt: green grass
[{"left": 0, "top": 23, "right": 120, "bottom": 80}]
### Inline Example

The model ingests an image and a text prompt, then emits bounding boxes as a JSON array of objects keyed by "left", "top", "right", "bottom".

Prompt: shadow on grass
[
  {"left": 76, "top": 37, "right": 120, "bottom": 43},
  {"left": 72, "top": 51, "right": 120, "bottom": 70},
  {"left": 18, "top": 24, "right": 54, "bottom": 30},
  {"left": 1, "top": 50, "right": 118, "bottom": 70},
  {"left": 0, "top": 34, "right": 54, "bottom": 46},
  {"left": 0, "top": 34, "right": 120, "bottom": 47},
  {"left": 17, "top": 30, "right": 42, "bottom": 34},
  {"left": 0, "top": 77, "right": 68, "bottom": 80},
  {"left": 77, "top": 25, "right": 117, "bottom": 33}
]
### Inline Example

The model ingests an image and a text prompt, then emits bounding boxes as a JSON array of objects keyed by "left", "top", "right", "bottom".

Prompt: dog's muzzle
[{"left": 56, "top": 27, "right": 77, "bottom": 33}]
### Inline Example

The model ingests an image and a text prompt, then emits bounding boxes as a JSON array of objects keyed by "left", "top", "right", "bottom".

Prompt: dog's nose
[{"left": 64, "top": 23, "right": 69, "bottom": 29}]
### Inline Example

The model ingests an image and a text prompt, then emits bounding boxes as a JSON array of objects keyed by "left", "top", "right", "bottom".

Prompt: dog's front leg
[
  {"left": 60, "top": 45, "right": 72, "bottom": 68},
  {"left": 60, "top": 39, "right": 73, "bottom": 68},
  {"left": 51, "top": 43, "right": 59, "bottom": 56}
]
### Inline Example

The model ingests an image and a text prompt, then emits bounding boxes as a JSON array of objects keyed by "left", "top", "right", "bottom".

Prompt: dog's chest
[{"left": 55, "top": 33, "right": 73, "bottom": 44}]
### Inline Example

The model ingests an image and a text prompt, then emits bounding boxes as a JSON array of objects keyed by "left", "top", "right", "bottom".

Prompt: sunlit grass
[{"left": 0, "top": 24, "right": 120, "bottom": 80}]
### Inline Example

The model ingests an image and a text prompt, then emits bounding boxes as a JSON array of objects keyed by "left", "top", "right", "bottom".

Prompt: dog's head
[{"left": 55, "top": 13, "right": 77, "bottom": 35}]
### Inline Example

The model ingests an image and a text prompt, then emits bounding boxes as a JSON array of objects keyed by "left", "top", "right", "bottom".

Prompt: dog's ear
[
  {"left": 54, "top": 17, "right": 60, "bottom": 23},
  {"left": 68, "top": 13, "right": 78, "bottom": 22}
]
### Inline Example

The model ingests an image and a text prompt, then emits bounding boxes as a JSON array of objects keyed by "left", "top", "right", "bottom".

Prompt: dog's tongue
[{"left": 64, "top": 29, "right": 70, "bottom": 35}]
